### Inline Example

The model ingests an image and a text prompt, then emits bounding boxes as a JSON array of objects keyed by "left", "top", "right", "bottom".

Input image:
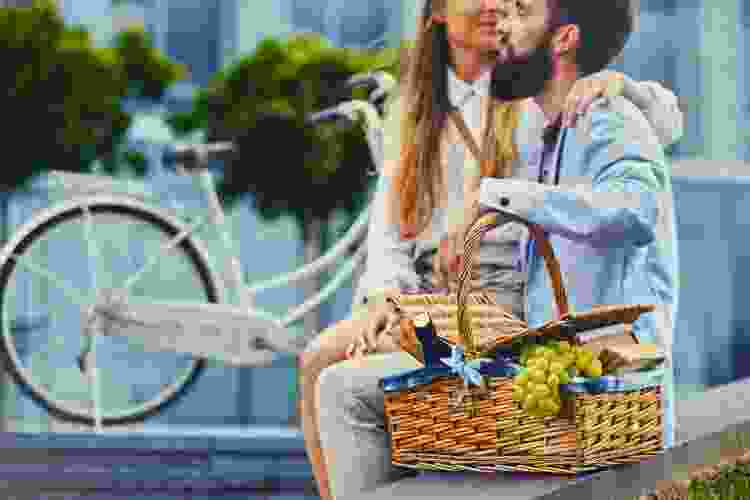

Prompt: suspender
[
  {"left": 526, "top": 128, "right": 565, "bottom": 281},
  {"left": 447, "top": 98, "right": 496, "bottom": 168}
]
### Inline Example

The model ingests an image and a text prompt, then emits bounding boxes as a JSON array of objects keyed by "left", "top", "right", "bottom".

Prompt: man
[
  {"left": 476, "top": 0, "right": 677, "bottom": 453},
  {"left": 311, "top": 0, "right": 680, "bottom": 498}
]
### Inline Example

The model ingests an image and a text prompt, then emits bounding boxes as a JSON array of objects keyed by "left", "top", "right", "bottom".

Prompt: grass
[{"left": 629, "top": 430, "right": 750, "bottom": 500}]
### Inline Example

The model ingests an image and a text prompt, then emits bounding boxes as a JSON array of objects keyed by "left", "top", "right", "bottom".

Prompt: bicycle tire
[{"left": 0, "top": 196, "right": 221, "bottom": 426}]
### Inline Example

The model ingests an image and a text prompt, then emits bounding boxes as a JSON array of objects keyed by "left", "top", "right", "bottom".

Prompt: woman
[{"left": 299, "top": 1, "right": 683, "bottom": 498}]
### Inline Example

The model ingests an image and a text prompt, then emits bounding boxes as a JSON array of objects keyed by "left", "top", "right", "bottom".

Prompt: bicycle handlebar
[
  {"left": 162, "top": 142, "right": 235, "bottom": 171},
  {"left": 162, "top": 71, "right": 396, "bottom": 172}
]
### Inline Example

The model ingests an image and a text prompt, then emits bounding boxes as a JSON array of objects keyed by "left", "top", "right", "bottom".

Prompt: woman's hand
[
  {"left": 563, "top": 70, "right": 625, "bottom": 128},
  {"left": 346, "top": 300, "right": 402, "bottom": 359}
]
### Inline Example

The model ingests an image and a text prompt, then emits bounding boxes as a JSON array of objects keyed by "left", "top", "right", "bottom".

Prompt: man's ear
[{"left": 552, "top": 24, "right": 580, "bottom": 57}]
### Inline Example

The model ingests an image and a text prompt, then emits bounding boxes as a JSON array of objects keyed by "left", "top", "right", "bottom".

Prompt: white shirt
[{"left": 446, "top": 66, "right": 492, "bottom": 146}]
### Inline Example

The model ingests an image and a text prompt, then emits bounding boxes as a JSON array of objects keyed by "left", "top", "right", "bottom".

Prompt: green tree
[
  {"left": 168, "top": 32, "right": 402, "bottom": 335},
  {"left": 0, "top": 0, "right": 183, "bottom": 427},
  {"left": 0, "top": 0, "right": 185, "bottom": 191}
]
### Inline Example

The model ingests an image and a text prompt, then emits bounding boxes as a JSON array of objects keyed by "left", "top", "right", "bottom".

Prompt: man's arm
[{"left": 479, "top": 96, "right": 668, "bottom": 248}]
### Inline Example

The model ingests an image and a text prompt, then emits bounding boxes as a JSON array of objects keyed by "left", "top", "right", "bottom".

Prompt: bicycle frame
[
  {"left": 87, "top": 98, "right": 385, "bottom": 368},
  {"left": 0, "top": 72, "right": 393, "bottom": 431}
]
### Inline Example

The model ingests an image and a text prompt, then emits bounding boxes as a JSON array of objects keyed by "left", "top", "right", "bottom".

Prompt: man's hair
[{"left": 549, "top": 0, "right": 634, "bottom": 76}]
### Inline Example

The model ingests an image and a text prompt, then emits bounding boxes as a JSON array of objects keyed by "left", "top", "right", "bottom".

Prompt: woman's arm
[
  {"left": 352, "top": 95, "right": 419, "bottom": 308},
  {"left": 621, "top": 75, "right": 684, "bottom": 147},
  {"left": 352, "top": 175, "right": 419, "bottom": 307},
  {"left": 565, "top": 71, "right": 684, "bottom": 148}
]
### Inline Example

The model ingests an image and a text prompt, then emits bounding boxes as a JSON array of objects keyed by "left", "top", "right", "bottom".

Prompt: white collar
[{"left": 447, "top": 66, "right": 491, "bottom": 109}]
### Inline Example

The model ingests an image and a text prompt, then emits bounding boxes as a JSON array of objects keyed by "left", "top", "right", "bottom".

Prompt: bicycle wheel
[{"left": 0, "top": 196, "right": 221, "bottom": 426}]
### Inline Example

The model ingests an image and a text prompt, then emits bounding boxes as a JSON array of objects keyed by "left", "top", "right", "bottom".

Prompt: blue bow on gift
[{"left": 441, "top": 345, "right": 493, "bottom": 392}]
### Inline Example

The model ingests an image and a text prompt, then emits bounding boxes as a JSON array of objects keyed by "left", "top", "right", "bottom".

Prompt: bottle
[{"left": 413, "top": 312, "right": 453, "bottom": 366}]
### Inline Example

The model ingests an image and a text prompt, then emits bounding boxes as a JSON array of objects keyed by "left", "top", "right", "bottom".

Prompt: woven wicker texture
[
  {"left": 383, "top": 212, "right": 664, "bottom": 474},
  {"left": 385, "top": 376, "right": 663, "bottom": 474},
  {"left": 391, "top": 292, "right": 527, "bottom": 355}
]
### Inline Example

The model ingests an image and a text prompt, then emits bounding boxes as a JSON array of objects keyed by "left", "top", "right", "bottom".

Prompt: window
[{"left": 164, "top": 0, "right": 220, "bottom": 87}]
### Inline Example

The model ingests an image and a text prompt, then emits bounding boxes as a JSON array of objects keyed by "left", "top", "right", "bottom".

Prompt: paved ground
[{"left": 0, "top": 380, "right": 746, "bottom": 499}]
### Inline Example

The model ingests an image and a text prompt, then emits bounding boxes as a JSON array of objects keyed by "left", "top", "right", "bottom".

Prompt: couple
[{"left": 300, "top": 0, "right": 681, "bottom": 499}]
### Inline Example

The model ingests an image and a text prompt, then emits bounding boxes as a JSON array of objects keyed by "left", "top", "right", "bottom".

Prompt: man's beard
[{"left": 490, "top": 37, "right": 554, "bottom": 101}]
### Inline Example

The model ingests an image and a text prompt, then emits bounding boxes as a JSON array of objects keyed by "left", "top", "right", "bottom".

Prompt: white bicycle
[{"left": 0, "top": 71, "right": 395, "bottom": 430}]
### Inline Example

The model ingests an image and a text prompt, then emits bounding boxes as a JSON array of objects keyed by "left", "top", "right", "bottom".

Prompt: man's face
[
  {"left": 433, "top": 0, "right": 505, "bottom": 53},
  {"left": 491, "top": 0, "right": 557, "bottom": 100}
]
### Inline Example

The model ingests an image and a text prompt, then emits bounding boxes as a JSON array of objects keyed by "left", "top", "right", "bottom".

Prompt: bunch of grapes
[{"left": 511, "top": 339, "right": 604, "bottom": 418}]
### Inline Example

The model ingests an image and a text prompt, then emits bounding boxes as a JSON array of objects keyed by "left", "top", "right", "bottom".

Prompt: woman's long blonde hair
[{"left": 392, "top": 0, "right": 520, "bottom": 239}]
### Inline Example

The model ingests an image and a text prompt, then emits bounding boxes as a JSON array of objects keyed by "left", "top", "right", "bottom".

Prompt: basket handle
[{"left": 455, "top": 211, "right": 569, "bottom": 359}]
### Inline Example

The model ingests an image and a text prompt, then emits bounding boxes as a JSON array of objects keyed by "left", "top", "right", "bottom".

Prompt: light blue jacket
[
  {"left": 354, "top": 80, "right": 684, "bottom": 307},
  {"left": 479, "top": 95, "right": 679, "bottom": 448}
]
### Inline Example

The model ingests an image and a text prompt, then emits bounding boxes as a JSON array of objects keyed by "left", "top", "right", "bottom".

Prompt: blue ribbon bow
[{"left": 440, "top": 345, "right": 492, "bottom": 390}]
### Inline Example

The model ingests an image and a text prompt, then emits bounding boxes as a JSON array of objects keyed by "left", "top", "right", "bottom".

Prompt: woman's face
[{"left": 433, "top": 0, "right": 505, "bottom": 53}]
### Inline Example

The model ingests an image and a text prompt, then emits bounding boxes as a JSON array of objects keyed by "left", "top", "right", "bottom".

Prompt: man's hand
[
  {"left": 436, "top": 185, "right": 483, "bottom": 289},
  {"left": 563, "top": 70, "right": 625, "bottom": 128},
  {"left": 436, "top": 179, "right": 527, "bottom": 289}
]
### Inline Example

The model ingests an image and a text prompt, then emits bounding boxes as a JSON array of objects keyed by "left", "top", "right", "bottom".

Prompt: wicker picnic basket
[{"left": 381, "top": 212, "right": 665, "bottom": 475}]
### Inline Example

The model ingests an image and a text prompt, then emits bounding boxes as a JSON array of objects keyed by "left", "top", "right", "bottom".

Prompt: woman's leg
[
  {"left": 298, "top": 308, "right": 371, "bottom": 500},
  {"left": 316, "top": 351, "right": 423, "bottom": 500}
]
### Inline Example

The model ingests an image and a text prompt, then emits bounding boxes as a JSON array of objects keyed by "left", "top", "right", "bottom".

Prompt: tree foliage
[
  {"left": 0, "top": 0, "right": 184, "bottom": 190},
  {"left": 167, "top": 32, "right": 403, "bottom": 233}
]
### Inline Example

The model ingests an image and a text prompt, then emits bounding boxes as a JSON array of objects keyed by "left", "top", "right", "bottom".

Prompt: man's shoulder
[
  {"left": 583, "top": 95, "right": 654, "bottom": 135},
  {"left": 570, "top": 95, "right": 667, "bottom": 167}
]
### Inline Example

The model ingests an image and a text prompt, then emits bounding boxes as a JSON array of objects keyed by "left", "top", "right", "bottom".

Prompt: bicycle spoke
[
  {"left": 81, "top": 204, "right": 102, "bottom": 293},
  {"left": 10, "top": 253, "right": 89, "bottom": 309},
  {"left": 120, "top": 216, "right": 206, "bottom": 294}
]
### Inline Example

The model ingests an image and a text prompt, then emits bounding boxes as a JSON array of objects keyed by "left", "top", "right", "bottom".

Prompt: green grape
[
  {"left": 523, "top": 394, "right": 538, "bottom": 411},
  {"left": 514, "top": 371, "right": 529, "bottom": 387},
  {"left": 548, "top": 361, "right": 565, "bottom": 375},
  {"left": 562, "top": 353, "right": 576, "bottom": 367},
  {"left": 534, "top": 346, "right": 549, "bottom": 358},
  {"left": 541, "top": 398, "right": 561, "bottom": 415},
  {"left": 523, "top": 346, "right": 538, "bottom": 362},
  {"left": 534, "top": 358, "right": 549, "bottom": 372},
  {"left": 545, "top": 340, "right": 561, "bottom": 353},
  {"left": 533, "top": 384, "right": 551, "bottom": 398},
  {"left": 558, "top": 369, "right": 571, "bottom": 385},
  {"left": 542, "top": 349, "right": 557, "bottom": 361},
  {"left": 586, "top": 358, "right": 604, "bottom": 378},
  {"left": 550, "top": 384, "right": 560, "bottom": 399},
  {"left": 579, "top": 349, "right": 595, "bottom": 363},
  {"left": 576, "top": 355, "right": 591, "bottom": 372},
  {"left": 558, "top": 340, "right": 571, "bottom": 353},
  {"left": 529, "top": 369, "right": 547, "bottom": 384},
  {"left": 537, "top": 397, "right": 555, "bottom": 413},
  {"left": 520, "top": 346, "right": 534, "bottom": 365}
]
